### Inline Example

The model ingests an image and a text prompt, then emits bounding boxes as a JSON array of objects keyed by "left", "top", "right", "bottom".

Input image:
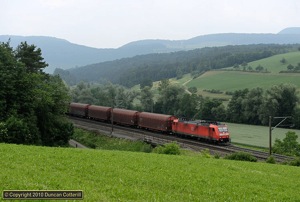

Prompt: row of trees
[
  {"left": 233, "top": 62, "right": 269, "bottom": 72},
  {"left": 0, "top": 41, "right": 73, "bottom": 146},
  {"left": 227, "top": 84, "right": 299, "bottom": 127},
  {"left": 71, "top": 80, "right": 300, "bottom": 129}
]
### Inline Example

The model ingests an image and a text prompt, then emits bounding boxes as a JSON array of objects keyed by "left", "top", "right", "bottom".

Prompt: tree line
[
  {"left": 71, "top": 80, "right": 300, "bottom": 130},
  {"left": 0, "top": 41, "right": 73, "bottom": 146}
]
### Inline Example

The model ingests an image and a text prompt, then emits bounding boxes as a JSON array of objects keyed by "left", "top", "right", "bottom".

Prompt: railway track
[{"left": 68, "top": 116, "right": 295, "bottom": 163}]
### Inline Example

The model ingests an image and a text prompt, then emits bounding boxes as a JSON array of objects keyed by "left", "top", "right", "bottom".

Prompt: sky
[{"left": 1, "top": 0, "right": 299, "bottom": 49}]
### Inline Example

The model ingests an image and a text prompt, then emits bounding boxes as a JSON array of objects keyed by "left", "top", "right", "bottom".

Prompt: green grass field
[
  {"left": 1, "top": 143, "right": 300, "bottom": 201},
  {"left": 187, "top": 71, "right": 300, "bottom": 92},
  {"left": 227, "top": 122, "right": 300, "bottom": 148},
  {"left": 247, "top": 51, "right": 300, "bottom": 73}
]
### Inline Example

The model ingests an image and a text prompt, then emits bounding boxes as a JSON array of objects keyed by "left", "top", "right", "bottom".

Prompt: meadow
[
  {"left": 1, "top": 143, "right": 300, "bottom": 201},
  {"left": 184, "top": 51, "right": 300, "bottom": 99},
  {"left": 227, "top": 122, "right": 300, "bottom": 148},
  {"left": 187, "top": 71, "right": 300, "bottom": 93},
  {"left": 247, "top": 51, "right": 300, "bottom": 73}
]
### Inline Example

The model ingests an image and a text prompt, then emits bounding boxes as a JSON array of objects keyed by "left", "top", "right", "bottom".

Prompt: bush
[
  {"left": 224, "top": 152, "right": 257, "bottom": 162},
  {"left": 289, "top": 157, "right": 300, "bottom": 167},
  {"left": 153, "top": 142, "right": 181, "bottom": 155},
  {"left": 273, "top": 131, "right": 300, "bottom": 156},
  {"left": 4, "top": 116, "right": 35, "bottom": 144},
  {"left": 266, "top": 155, "right": 276, "bottom": 164},
  {"left": 214, "top": 153, "right": 221, "bottom": 159}
]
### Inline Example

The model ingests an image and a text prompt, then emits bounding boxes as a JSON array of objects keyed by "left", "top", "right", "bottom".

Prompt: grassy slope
[
  {"left": 186, "top": 51, "right": 300, "bottom": 97},
  {"left": 187, "top": 71, "right": 300, "bottom": 92},
  {"left": 1, "top": 143, "right": 300, "bottom": 201},
  {"left": 248, "top": 51, "right": 300, "bottom": 73}
]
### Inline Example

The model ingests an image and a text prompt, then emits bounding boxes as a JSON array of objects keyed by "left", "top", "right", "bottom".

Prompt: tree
[
  {"left": 242, "top": 88, "right": 264, "bottom": 125},
  {"left": 287, "top": 64, "right": 294, "bottom": 71},
  {"left": 140, "top": 86, "right": 154, "bottom": 112},
  {"left": 158, "top": 79, "right": 170, "bottom": 92},
  {"left": 140, "top": 78, "right": 153, "bottom": 89},
  {"left": 259, "top": 84, "right": 298, "bottom": 125},
  {"left": 114, "top": 87, "right": 137, "bottom": 109},
  {"left": 227, "top": 89, "right": 249, "bottom": 123},
  {"left": 0, "top": 42, "right": 19, "bottom": 121},
  {"left": 295, "top": 63, "right": 300, "bottom": 71},
  {"left": 280, "top": 58, "right": 287, "bottom": 64},
  {"left": 292, "top": 108, "right": 300, "bottom": 129},
  {"left": 255, "top": 64, "right": 264, "bottom": 72},
  {"left": 15, "top": 41, "right": 48, "bottom": 73},
  {"left": 177, "top": 94, "right": 199, "bottom": 119},
  {"left": 198, "top": 98, "right": 224, "bottom": 121},
  {"left": 273, "top": 131, "right": 300, "bottom": 156},
  {"left": 156, "top": 85, "right": 184, "bottom": 115},
  {"left": 211, "top": 104, "right": 227, "bottom": 121},
  {"left": 0, "top": 41, "right": 73, "bottom": 146},
  {"left": 188, "top": 87, "right": 197, "bottom": 94},
  {"left": 176, "top": 67, "right": 184, "bottom": 79},
  {"left": 28, "top": 74, "right": 72, "bottom": 146}
]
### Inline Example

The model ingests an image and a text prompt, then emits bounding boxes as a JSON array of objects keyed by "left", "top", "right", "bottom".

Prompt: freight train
[{"left": 68, "top": 103, "right": 230, "bottom": 144}]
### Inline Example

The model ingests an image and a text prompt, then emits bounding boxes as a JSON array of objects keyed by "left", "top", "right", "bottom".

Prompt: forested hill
[{"left": 56, "top": 44, "right": 299, "bottom": 87}]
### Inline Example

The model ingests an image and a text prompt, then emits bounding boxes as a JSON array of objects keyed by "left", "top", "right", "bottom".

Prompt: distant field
[
  {"left": 187, "top": 71, "right": 300, "bottom": 92},
  {"left": 247, "top": 51, "right": 300, "bottom": 73},
  {"left": 227, "top": 122, "right": 300, "bottom": 148},
  {"left": 184, "top": 51, "right": 300, "bottom": 97},
  {"left": 1, "top": 143, "right": 300, "bottom": 201}
]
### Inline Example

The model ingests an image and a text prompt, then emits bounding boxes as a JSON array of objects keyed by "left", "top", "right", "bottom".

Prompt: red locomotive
[
  {"left": 172, "top": 119, "right": 230, "bottom": 143},
  {"left": 68, "top": 103, "right": 230, "bottom": 144}
]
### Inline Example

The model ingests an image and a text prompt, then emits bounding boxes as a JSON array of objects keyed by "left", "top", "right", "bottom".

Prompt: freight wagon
[
  {"left": 112, "top": 108, "right": 139, "bottom": 126},
  {"left": 88, "top": 105, "right": 112, "bottom": 121},
  {"left": 69, "top": 103, "right": 90, "bottom": 117},
  {"left": 138, "top": 112, "right": 177, "bottom": 132}
]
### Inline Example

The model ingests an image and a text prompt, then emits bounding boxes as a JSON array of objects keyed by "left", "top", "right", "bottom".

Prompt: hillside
[
  {"left": 1, "top": 143, "right": 300, "bottom": 201},
  {"left": 185, "top": 51, "right": 300, "bottom": 99},
  {"left": 1, "top": 27, "right": 300, "bottom": 73},
  {"left": 58, "top": 44, "right": 299, "bottom": 86},
  {"left": 278, "top": 27, "right": 300, "bottom": 34},
  {"left": 0, "top": 35, "right": 116, "bottom": 73}
]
